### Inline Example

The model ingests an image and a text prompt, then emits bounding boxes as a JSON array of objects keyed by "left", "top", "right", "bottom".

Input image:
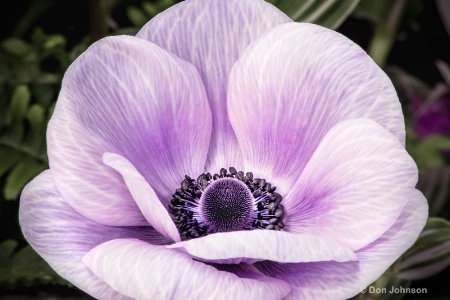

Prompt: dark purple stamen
[{"left": 168, "top": 167, "right": 285, "bottom": 240}]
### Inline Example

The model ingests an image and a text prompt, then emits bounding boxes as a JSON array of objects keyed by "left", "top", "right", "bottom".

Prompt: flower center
[
  {"left": 200, "top": 178, "right": 253, "bottom": 232},
  {"left": 168, "top": 167, "right": 285, "bottom": 240}
]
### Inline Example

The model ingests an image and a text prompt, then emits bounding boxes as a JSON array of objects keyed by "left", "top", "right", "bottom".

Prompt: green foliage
[
  {"left": 0, "top": 240, "right": 71, "bottom": 289},
  {"left": 0, "top": 29, "right": 88, "bottom": 201},
  {"left": 406, "top": 131, "right": 450, "bottom": 172},
  {"left": 354, "top": 0, "right": 422, "bottom": 28},
  {"left": 127, "top": 6, "right": 149, "bottom": 28},
  {"left": 0, "top": 28, "right": 68, "bottom": 89},
  {"left": 0, "top": 84, "right": 50, "bottom": 199},
  {"left": 354, "top": 0, "right": 423, "bottom": 67},
  {"left": 1, "top": 39, "right": 33, "bottom": 57},
  {"left": 127, "top": 0, "right": 178, "bottom": 28},
  {"left": 0, "top": 85, "right": 48, "bottom": 200},
  {"left": 0, "top": 9, "right": 89, "bottom": 295},
  {"left": 395, "top": 218, "right": 450, "bottom": 280},
  {"left": 267, "top": 0, "right": 361, "bottom": 29}
]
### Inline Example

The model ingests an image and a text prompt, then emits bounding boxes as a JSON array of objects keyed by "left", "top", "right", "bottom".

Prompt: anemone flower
[{"left": 19, "top": 0, "right": 428, "bottom": 299}]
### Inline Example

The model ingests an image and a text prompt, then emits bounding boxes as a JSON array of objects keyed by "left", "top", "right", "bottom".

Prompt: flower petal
[
  {"left": 255, "top": 189, "right": 428, "bottom": 300},
  {"left": 19, "top": 170, "right": 170, "bottom": 299},
  {"left": 228, "top": 22, "right": 404, "bottom": 193},
  {"left": 137, "top": 0, "right": 291, "bottom": 171},
  {"left": 47, "top": 35, "right": 211, "bottom": 225},
  {"left": 284, "top": 119, "right": 417, "bottom": 250},
  {"left": 167, "top": 230, "right": 356, "bottom": 264},
  {"left": 103, "top": 152, "right": 180, "bottom": 243},
  {"left": 83, "top": 238, "right": 291, "bottom": 300}
]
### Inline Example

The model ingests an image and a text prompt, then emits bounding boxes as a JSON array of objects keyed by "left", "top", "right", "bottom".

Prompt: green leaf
[
  {"left": 359, "top": 0, "right": 421, "bottom": 67},
  {"left": 42, "top": 34, "right": 66, "bottom": 50},
  {"left": 3, "top": 156, "right": 47, "bottom": 200},
  {"left": 353, "top": 0, "right": 390, "bottom": 24},
  {"left": 0, "top": 241, "right": 71, "bottom": 289},
  {"left": 7, "top": 53, "right": 41, "bottom": 84},
  {"left": 395, "top": 217, "right": 450, "bottom": 280},
  {"left": 6, "top": 85, "right": 31, "bottom": 124},
  {"left": 4, "top": 85, "right": 31, "bottom": 143},
  {"left": 127, "top": 6, "right": 148, "bottom": 27},
  {"left": 33, "top": 72, "right": 60, "bottom": 85},
  {"left": 270, "top": 0, "right": 361, "bottom": 29},
  {"left": 413, "top": 135, "right": 450, "bottom": 171},
  {"left": 0, "top": 240, "right": 18, "bottom": 263},
  {"left": 0, "top": 148, "right": 23, "bottom": 177},
  {"left": 137, "top": 0, "right": 176, "bottom": 21},
  {"left": 31, "top": 80, "right": 59, "bottom": 109},
  {"left": 1, "top": 38, "right": 32, "bottom": 57},
  {"left": 355, "top": 0, "right": 422, "bottom": 28},
  {"left": 142, "top": 1, "right": 159, "bottom": 16},
  {"left": 26, "top": 104, "right": 45, "bottom": 127},
  {"left": 24, "top": 104, "right": 46, "bottom": 154}
]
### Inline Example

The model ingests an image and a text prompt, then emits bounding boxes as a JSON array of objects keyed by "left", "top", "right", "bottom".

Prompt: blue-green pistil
[{"left": 168, "top": 167, "right": 285, "bottom": 241}]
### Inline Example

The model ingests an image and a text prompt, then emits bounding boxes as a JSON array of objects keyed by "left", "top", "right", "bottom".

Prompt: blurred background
[{"left": 0, "top": 0, "right": 449, "bottom": 299}]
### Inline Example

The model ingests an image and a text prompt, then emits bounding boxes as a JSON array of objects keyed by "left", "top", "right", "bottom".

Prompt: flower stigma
[{"left": 168, "top": 167, "right": 285, "bottom": 240}]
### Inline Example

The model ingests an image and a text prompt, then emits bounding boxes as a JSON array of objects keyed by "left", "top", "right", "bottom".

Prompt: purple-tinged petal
[
  {"left": 47, "top": 35, "right": 211, "bottom": 225},
  {"left": 19, "top": 170, "right": 170, "bottom": 300},
  {"left": 103, "top": 152, "right": 180, "bottom": 243},
  {"left": 228, "top": 22, "right": 404, "bottom": 193},
  {"left": 255, "top": 189, "right": 428, "bottom": 300},
  {"left": 137, "top": 0, "right": 292, "bottom": 171},
  {"left": 214, "top": 263, "right": 291, "bottom": 293},
  {"left": 283, "top": 119, "right": 417, "bottom": 250},
  {"left": 167, "top": 230, "right": 356, "bottom": 264},
  {"left": 83, "top": 239, "right": 291, "bottom": 300}
]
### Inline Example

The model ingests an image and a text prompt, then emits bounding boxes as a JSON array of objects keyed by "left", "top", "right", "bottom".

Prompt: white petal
[
  {"left": 138, "top": 0, "right": 292, "bottom": 171},
  {"left": 228, "top": 22, "right": 404, "bottom": 194},
  {"left": 284, "top": 119, "right": 417, "bottom": 250},
  {"left": 47, "top": 36, "right": 211, "bottom": 225},
  {"left": 83, "top": 239, "right": 291, "bottom": 300}
]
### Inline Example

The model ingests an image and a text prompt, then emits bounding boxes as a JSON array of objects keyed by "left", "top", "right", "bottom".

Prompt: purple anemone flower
[{"left": 19, "top": 0, "right": 428, "bottom": 299}]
